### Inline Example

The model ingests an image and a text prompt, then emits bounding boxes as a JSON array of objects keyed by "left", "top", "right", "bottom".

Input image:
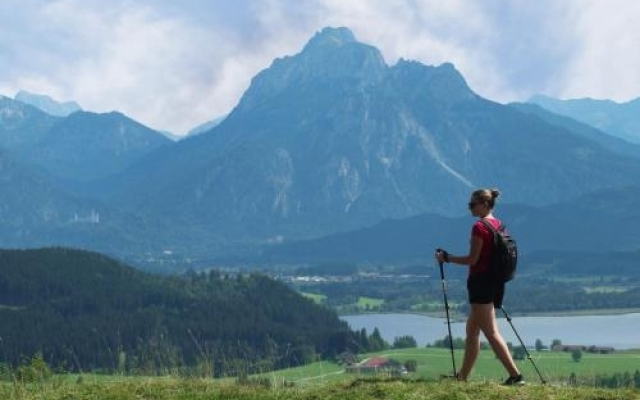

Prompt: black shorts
[{"left": 467, "top": 273, "right": 505, "bottom": 308}]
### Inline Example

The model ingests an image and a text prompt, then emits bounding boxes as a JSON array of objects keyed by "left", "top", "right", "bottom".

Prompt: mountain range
[
  {"left": 1, "top": 27, "right": 639, "bottom": 269},
  {"left": 509, "top": 102, "right": 640, "bottom": 158},
  {"left": 261, "top": 185, "right": 640, "bottom": 265},
  {"left": 14, "top": 90, "right": 82, "bottom": 117},
  {"left": 529, "top": 94, "right": 640, "bottom": 144},
  {"left": 0, "top": 96, "right": 171, "bottom": 181}
]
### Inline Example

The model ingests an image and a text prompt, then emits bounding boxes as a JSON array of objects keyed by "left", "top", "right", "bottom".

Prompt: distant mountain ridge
[
  {"left": 186, "top": 115, "right": 227, "bottom": 137},
  {"left": 528, "top": 94, "right": 640, "bottom": 144},
  {"left": 0, "top": 95, "right": 171, "bottom": 183},
  {"left": 509, "top": 102, "right": 640, "bottom": 158},
  {"left": 0, "top": 95, "right": 60, "bottom": 150},
  {"left": 260, "top": 184, "right": 640, "bottom": 264},
  {"left": 15, "top": 90, "right": 82, "bottom": 117},
  {"left": 27, "top": 110, "right": 172, "bottom": 181}
]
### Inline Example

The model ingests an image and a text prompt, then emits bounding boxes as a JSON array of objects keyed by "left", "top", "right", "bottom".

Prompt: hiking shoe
[
  {"left": 440, "top": 374, "right": 465, "bottom": 381},
  {"left": 503, "top": 374, "right": 525, "bottom": 386}
]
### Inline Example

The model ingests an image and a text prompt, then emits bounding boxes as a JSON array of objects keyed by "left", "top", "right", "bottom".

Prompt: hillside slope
[{"left": 0, "top": 247, "right": 359, "bottom": 374}]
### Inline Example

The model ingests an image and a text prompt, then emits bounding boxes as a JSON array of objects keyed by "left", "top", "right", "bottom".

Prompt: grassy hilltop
[{"left": 2, "top": 378, "right": 639, "bottom": 400}]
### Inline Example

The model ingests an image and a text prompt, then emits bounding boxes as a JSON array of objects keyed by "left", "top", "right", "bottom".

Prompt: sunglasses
[{"left": 468, "top": 201, "right": 482, "bottom": 209}]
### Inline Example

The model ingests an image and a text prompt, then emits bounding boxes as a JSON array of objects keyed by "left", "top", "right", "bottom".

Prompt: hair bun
[{"left": 490, "top": 189, "right": 500, "bottom": 199}]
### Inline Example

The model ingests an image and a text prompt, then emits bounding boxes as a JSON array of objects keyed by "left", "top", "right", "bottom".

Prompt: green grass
[
  {"left": 1, "top": 377, "right": 639, "bottom": 400},
  {"left": 255, "top": 360, "right": 345, "bottom": 386},
  {"left": 300, "top": 292, "right": 327, "bottom": 304},
  {"left": 356, "top": 296, "right": 385, "bottom": 309},
  {"left": 381, "top": 348, "right": 640, "bottom": 383},
  {"left": 299, "top": 293, "right": 385, "bottom": 309}
]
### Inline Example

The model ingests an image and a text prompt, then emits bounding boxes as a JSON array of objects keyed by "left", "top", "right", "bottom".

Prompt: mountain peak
[
  {"left": 235, "top": 27, "right": 386, "bottom": 113},
  {"left": 303, "top": 27, "right": 357, "bottom": 51},
  {"left": 15, "top": 90, "right": 82, "bottom": 117}
]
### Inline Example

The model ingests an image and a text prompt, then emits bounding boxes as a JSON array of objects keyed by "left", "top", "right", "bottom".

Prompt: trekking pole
[
  {"left": 436, "top": 251, "right": 456, "bottom": 378},
  {"left": 500, "top": 306, "right": 546, "bottom": 384}
]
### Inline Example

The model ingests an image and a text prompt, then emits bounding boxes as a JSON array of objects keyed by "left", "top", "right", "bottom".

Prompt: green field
[
  {"left": 299, "top": 292, "right": 389, "bottom": 309},
  {"left": 25, "top": 347, "right": 639, "bottom": 388},
  {"left": 257, "top": 347, "right": 640, "bottom": 387},
  {"left": 300, "top": 292, "right": 327, "bottom": 304},
  {"left": 356, "top": 296, "right": 385, "bottom": 309}
]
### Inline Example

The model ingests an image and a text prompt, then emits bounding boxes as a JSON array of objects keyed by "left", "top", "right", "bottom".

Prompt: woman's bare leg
[
  {"left": 457, "top": 307, "right": 481, "bottom": 380},
  {"left": 475, "top": 304, "right": 520, "bottom": 376}
]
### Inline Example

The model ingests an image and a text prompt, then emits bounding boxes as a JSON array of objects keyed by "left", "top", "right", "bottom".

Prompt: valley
[{"left": 279, "top": 261, "right": 640, "bottom": 316}]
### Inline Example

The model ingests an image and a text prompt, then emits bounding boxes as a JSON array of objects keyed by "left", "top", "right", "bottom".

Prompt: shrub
[
  {"left": 16, "top": 353, "right": 52, "bottom": 383},
  {"left": 404, "top": 359, "right": 418, "bottom": 373},
  {"left": 571, "top": 349, "right": 583, "bottom": 363}
]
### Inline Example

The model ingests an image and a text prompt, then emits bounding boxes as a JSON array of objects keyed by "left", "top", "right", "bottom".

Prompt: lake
[{"left": 341, "top": 313, "right": 640, "bottom": 350}]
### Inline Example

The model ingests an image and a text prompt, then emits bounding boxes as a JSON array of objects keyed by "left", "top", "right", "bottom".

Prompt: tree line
[{"left": 0, "top": 248, "right": 378, "bottom": 376}]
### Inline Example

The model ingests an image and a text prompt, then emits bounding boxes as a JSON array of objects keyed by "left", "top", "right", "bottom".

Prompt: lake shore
[
  {"left": 341, "top": 312, "right": 640, "bottom": 349},
  {"left": 341, "top": 307, "right": 640, "bottom": 319}
]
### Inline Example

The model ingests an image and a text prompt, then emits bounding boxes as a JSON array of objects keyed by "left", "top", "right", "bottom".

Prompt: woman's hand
[{"left": 435, "top": 249, "right": 449, "bottom": 263}]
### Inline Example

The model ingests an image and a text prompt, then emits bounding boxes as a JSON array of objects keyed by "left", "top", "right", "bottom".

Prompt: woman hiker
[{"left": 435, "top": 188, "right": 524, "bottom": 385}]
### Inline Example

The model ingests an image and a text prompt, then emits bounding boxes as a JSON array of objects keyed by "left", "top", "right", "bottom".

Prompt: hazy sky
[{"left": 2, "top": 0, "right": 639, "bottom": 135}]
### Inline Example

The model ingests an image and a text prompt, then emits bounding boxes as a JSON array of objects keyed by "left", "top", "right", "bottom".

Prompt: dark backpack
[{"left": 480, "top": 219, "right": 518, "bottom": 282}]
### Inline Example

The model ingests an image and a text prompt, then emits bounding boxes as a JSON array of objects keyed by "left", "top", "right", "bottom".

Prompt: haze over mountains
[
  {"left": 14, "top": 91, "right": 82, "bottom": 117},
  {"left": 1, "top": 27, "right": 639, "bottom": 269},
  {"left": 529, "top": 95, "right": 640, "bottom": 144}
]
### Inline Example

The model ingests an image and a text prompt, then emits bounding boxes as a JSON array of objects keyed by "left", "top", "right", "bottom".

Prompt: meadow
[
  {"left": 2, "top": 347, "right": 640, "bottom": 399},
  {"left": 2, "top": 374, "right": 639, "bottom": 400},
  {"left": 260, "top": 347, "right": 640, "bottom": 386}
]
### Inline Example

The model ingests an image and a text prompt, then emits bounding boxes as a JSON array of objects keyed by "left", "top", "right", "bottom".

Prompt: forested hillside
[{"left": 0, "top": 248, "right": 364, "bottom": 376}]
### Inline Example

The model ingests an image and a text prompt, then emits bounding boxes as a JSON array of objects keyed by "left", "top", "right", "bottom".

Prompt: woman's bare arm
[{"left": 437, "top": 236, "right": 483, "bottom": 266}]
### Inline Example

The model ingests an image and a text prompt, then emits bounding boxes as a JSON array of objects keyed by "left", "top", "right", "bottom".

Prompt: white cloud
[
  {"left": 560, "top": 1, "right": 640, "bottom": 102},
  {"left": 38, "top": 1, "right": 239, "bottom": 133},
  {"left": 255, "top": 0, "right": 570, "bottom": 103},
  {"left": 2, "top": 1, "right": 249, "bottom": 133},
  {"left": 243, "top": 0, "right": 508, "bottom": 99},
  {"left": 1, "top": 0, "right": 322, "bottom": 133},
  {"left": 2, "top": 0, "right": 640, "bottom": 134}
]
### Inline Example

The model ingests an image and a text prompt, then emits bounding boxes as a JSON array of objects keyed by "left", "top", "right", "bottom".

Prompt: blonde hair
[{"left": 472, "top": 188, "right": 500, "bottom": 209}]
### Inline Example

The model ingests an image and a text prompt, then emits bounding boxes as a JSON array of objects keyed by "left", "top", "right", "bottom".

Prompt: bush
[
  {"left": 16, "top": 353, "right": 52, "bottom": 383},
  {"left": 404, "top": 359, "right": 418, "bottom": 373},
  {"left": 571, "top": 349, "right": 583, "bottom": 363},
  {"left": 0, "top": 363, "right": 12, "bottom": 381}
]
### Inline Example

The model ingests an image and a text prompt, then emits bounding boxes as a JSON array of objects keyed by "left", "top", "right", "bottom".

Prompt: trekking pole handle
[
  {"left": 436, "top": 248, "right": 450, "bottom": 262},
  {"left": 435, "top": 249, "right": 446, "bottom": 280}
]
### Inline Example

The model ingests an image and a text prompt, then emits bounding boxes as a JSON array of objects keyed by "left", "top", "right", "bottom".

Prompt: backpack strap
[
  {"left": 480, "top": 219, "right": 506, "bottom": 248},
  {"left": 480, "top": 218, "right": 502, "bottom": 237}
]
